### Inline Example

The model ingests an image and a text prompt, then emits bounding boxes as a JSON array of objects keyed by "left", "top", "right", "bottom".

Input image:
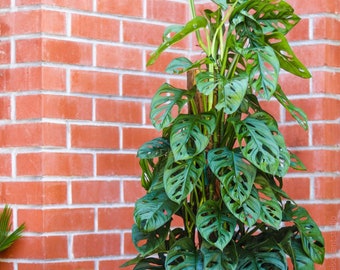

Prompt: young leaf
[
  {"left": 265, "top": 32, "right": 311, "bottom": 78},
  {"left": 170, "top": 112, "right": 216, "bottom": 161},
  {"left": 208, "top": 147, "right": 257, "bottom": 204},
  {"left": 197, "top": 200, "right": 237, "bottom": 251},
  {"left": 164, "top": 153, "right": 205, "bottom": 204},
  {"left": 147, "top": 16, "right": 207, "bottom": 66},
  {"left": 134, "top": 189, "right": 180, "bottom": 232},
  {"left": 150, "top": 83, "right": 194, "bottom": 130},
  {"left": 284, "top": 201, "right": 325, "bottom": 264}
]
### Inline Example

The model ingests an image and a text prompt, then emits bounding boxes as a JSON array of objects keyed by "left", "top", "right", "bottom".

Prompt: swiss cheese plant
[{"left": 124, "top": 0, "right": 325, "bottom": 269}]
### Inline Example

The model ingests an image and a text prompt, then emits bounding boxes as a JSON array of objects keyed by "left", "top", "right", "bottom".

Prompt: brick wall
[{"left": 0, "top": 0, "right": 338, "bottom": 269}]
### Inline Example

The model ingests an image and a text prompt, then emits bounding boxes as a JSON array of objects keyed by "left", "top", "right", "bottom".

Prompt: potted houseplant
[{"left": 124, "top": 0, "right": 325, "bottom": 269}]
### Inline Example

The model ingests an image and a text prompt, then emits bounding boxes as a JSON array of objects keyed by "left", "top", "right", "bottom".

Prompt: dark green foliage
[{"left": 123, "top": 0, "right": 325, "bottom": 269}]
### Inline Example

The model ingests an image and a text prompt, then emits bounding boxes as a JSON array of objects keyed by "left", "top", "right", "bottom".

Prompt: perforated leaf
[
  {"left": 197, "top": 200, "right": 237, "bottom": 250},
  {"left": 134, "top": 189, "right": 180, "bottom": 232},
  {"left": 284, "top": 201, "right": 325, "bottom": 264},
  {"left": 195, "top": 71, "right": 223, "bottom": 96},
  {"left": 150, "top": 83, "right": 194, "bottom": 130},
  {"left": 222, "top": 187, "right": 261, "bottom": 227},
  {"left": 137, "top": 137, "right": 170, "bottom": 159},
  {"left": 164, "top": 152, "right": 205, "bottom": 204},
  {"left": 170, "top": 112, "right": 216, "bottom": 161},
  {"left": 215, "top": 74, "right": 249, "bottom": 114},
  {"left": 201, "top": 241, "right": 238, "bottom": 270},
  {"left": 265, "top": 32, "right": 311, "bottom": 78},
  {"left": 208, "top": 148, "right": 256, "bottom": 204},
  {"left": 246, "top": 46, "right": 279, "bottom": 100}
]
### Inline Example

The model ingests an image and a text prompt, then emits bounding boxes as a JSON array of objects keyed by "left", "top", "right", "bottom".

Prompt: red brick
[
  {"left": 72, "top": 14, "right": 120, "bottom": 41},
  {"left": 123, "top": 21, "right": 165, "bottom": 46},
  {"left": 0, "top": 123, "right": 66, "bottom": 147},
  {"left": 17, "top": 152, "right": 93, "bottom": 176},
  {"left": 291, "top": 0, "right": 338, "bottom": 14},
  {"left": 100, "top": 260, "right": 134, "bottom": 270},
  {"left": 0, "top": 154, "right": 11, "bottom": 177},
  {"left": 73, "top": 233, "right": 120, "bottom": 257},
  {"left": 123, "top": 180, "right": 145, "bottom": 203},
  {"left": 96, "top": 99, "right": 143, "bottom": 124},
  {"left": 122, "top": 74, "right": 164, "bottom": 98},
  {"left": 285, "top": 98, "right": 340, "bottom": 121},
  {"left": 0, "top": 181, "right": 67, "bottom": 205},
  {"left": 15, "top": 38, "right": 42, "bottom": 63},
  {"left": 0, "top": 262, "right": 13, "bottom": 270},
  {"left": 98, "top": 207, "right": 134, "bottom": 230},
  {"left": 71, "top": 125, "right": 119, "bottom": 149},
  {"left": 322, "top": 231, "right": 340, "bottom": 254},
  {"left": 312, "top": 71, "right": 340, "bottom": 94},
  {"left": 123, "top": 127, "right": 160, "bottom": 149},
  {"left": 303, "top": 203, "right": 340, "bottom": 226},
  {"left": 0, "top": 40, "right": 10, "bottom": 64},
  {"left": 314, "top": 17, "right": 340, "bottom": 41},
  {"left": 315, "top": 257, "right": 340, "bottom": 270},
  {"left": 312, "top": 123, "right": 340, "bottom": 146},
  {"left": 97, "top": 0, "right": 143, "bottom": 17},
  {"left": 97, "top": 45, "right": 143, "bottom": 70},
  {"left": 146, "top": 50, "right": 184, "bottom": 73},
  {"left": 71, "top": 70, "right": 119, "bottom": 95},
  {"left": 42, "top": 39, "right": 92, "bottom": 65},
  {"left": 283, "top": 177, "right": 310, "bottom": 200},
  {"left": 315, "top": 177, "right": 340, "bottom": 199},
  {"left": 286, "top": 18, "right": 309, "bottom": 41},
  {"left": 97, "top": 153, "right": 140, "bottom": 176},
  {"left": 41, "top": 66, "right": 66, "bottom": 91},
  {"left": 0, "top": 0, "right": 10, "bottom": 8},
  {"left": 0, "top": 97, "right": 10, "bottom": 120},
  {"left": 278, "top": 73, "right": 310, "bottom": 95},
  {"left": 2, "top": 236, "right": 68, "bottom": 259},
  {"left": 17, "top": 0, "right": 92, "bottom": 10},
  {"left": 280, "top": 124, "right": 309, "bottom": 147},
  {"left": 146, "top": 0, "right": 187, "bottom": 24},
  {"left": 41, "top": 9, "right": 66, "bottom": 34},
  {"left": 18, "top": 262, "right": 95, "bottom": 270},
  {"left": 18, "top": 208, "right": 94, "bottom": 232},
  {"left": 259, "top": 99, "right": 281, "bottom": 121},
  {"left": 72, "top": 181, "right": 120, "bottom": 204},
  {"left": 292, "top": 149, "right": 340, "bottom": 173}
]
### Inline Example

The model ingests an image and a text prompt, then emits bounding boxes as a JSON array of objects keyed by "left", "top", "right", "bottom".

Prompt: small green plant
[
  {"left": 124, "top": 0, "right": 325, "bottom": 269},
  {"left": 0, "top": 205, "right": 25, "bottom": 252}
]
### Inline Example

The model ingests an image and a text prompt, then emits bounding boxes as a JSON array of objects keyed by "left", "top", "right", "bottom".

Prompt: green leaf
[
  {"left": 150, "top": 83, "right": 194, "bottom": 130},
  {"left": 238, "top": 238, "right": 287, "bottom": 270},
  {"left": 164, "top": 153, "right": 205, "bottom": 204},
  {"left": 137, "top": 137, "right": 170, "bottom": 159},
  {"left": 246, "top": 46, "right": 280, "bottom": 100},
  {"left": 166, "top": 57, "right": 193, "bottom": 74},
  {"left": 290, "top": 151, "right": 307, "bottom": 171},
  {"left": 232, "top": 112, "right": 289, "bottom": 176},
  {"left": 211, "top": 0, "right": 229, "bottom": 10},
  {"left": 134, "top": 189, "right": 180, "bottom": 232},
  {"left": 215, "top": 74, "right": 249, "bottom": 114},
  {"left": 195, "top": 71, "right": 223, "bottom": 96},
  {"left": 0, "top": 205, "right": 25, "bottom": 252},
  {"left": 126, "top": 257, "right": 165, "bottom": 270},
  {"left": 170, "top": 112, "right": 216, "bottom": 161},
  {"left": 165, "top": 238, "right": 202, "bottom": 270},
  {"left": 147, "top": 16, "right": 208, "bottom": 66},
  {"left": 255, "top": 175, "right": 283, "bottom": 229},
  {"left": 222, "top": 187, "right": 261, "bottom": 227},
  {"left": 197, "top": 200, "right": 237, "bottom": 250},
  {"left": 201, "top": 241, "right": 238, "bottom": 270},
  {"left": 291, "top": 238, "right": 316, "bottom": 270},
  {"left": 265, "top": 32, "right": 311, "bottom": 78},
  {"left": 284, "top": 201, "right": 325, "bottom": 264},
  {"left": 274, "top": 84, "right": 308, "bottom": 130},
  {"left": 208, "top": 148, "right": 256, "bottom": 204},
  {"left": 132, "top": 222, "right": 169, "bottom": 256}
]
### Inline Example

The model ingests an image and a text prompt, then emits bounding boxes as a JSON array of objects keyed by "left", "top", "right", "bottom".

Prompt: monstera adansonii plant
[{"left": 124, "top": 0, "right": 325, "bottom": 269}]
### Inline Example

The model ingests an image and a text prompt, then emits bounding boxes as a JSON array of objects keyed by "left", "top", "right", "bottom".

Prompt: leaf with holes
[
  {"left": 201, "top": 241, "right": 238, "bottom": 270},
  {"left": 222, "top": 187, "right": 261, "bottom": 227},
  {"left": 132, "top": 222, "right": 169, "bottom": 256},
  {"left": 147, "top": 16, "right": 208, "bottom": 66},
  {"left": 215, "top": 74, "right": 249, "bottom": 114},
  {"left": 164, "top": 153, "right": 205, "bottom": 204},
  {"left": 255, "top": 175, "right": 283, "bottom": 229},
  {"left": 134, "top": 188, "right": 180, "bottom": 232},
  {"left": 245, "top": 46, "right": 279, "bottom": 100},
  {"left": 197, "top": 200, "right": 237, "bottom": 250},
  {"left": 284, "top": 201, "right": 325, "bottom": 264},
  {"left": 265, "top": 32, "right": 311, "bottom": 78},
  {"left": 208, "top": 147, "right": 256, "bottom": 204},
  {"left": 165, "top": 238, "right": 202, "bottom": 270},
  {"left": 150, "top": 83, "right": 194, "bottom": 130},
  {"left": 170, "top": 112, "right": 216, "bottom": 161},
  {"left": 195, "top": 71, "right": 223, "bottom": 96},
  {"left": 137, "top": 137, "right": 170, "bottom": 159}
]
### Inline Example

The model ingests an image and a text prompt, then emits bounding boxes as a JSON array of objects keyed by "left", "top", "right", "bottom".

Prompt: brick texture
[{"left": 0, "top": 0, "right": 338, "bottom": 269}]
